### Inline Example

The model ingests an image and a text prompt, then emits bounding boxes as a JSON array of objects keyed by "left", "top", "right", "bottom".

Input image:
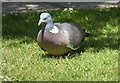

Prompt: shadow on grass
[
  {"left": 2, "top": 8, "right": 119, "bottom": 58},
  {"left": 41, "top": 52, "right": 81, "bottom": 59}
]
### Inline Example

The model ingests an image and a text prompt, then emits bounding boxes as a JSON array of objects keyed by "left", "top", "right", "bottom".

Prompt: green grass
[{"left": 1, "top": 8, "right": 119, "bottom": 81}]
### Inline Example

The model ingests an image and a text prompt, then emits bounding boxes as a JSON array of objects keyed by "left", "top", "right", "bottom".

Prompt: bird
[{"left": 37, "top": 12, "right": 91, "bottom": 55}]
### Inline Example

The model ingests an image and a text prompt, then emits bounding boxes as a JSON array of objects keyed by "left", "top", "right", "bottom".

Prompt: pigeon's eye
[{"left": 43, "top": 17, "right": 47, "bottom": 20}]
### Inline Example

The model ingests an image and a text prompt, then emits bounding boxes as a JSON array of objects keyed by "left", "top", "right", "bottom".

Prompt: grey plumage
[{"left": 37, "top": 13, "right": 91, "bottom": 55}]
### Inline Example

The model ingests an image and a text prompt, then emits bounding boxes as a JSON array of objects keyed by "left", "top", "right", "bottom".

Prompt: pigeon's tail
[
  {"left": 82, "top": 29, "right": 92, "bottom": 37},
  {"left": 85, "top": 32, "right": 92, "bottom": 37}
]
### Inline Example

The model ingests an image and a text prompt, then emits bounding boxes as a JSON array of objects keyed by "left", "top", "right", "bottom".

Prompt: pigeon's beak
[{"left": 38, "top": 19, "right": 43, "bottom": 26}]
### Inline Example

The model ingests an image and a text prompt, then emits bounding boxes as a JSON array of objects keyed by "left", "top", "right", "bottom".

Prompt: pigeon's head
[{"left": 38, "top": 13, "right": 52, "bottom": 26}]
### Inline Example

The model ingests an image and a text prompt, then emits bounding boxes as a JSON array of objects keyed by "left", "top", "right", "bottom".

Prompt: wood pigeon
[{"left": 37, "top": 12, "right": 91, "bottom": 55}]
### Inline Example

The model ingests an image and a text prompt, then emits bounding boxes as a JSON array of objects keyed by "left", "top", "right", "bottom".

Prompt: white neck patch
[{"left": 50, "top": 25, "right": 59, "bottom": 34}]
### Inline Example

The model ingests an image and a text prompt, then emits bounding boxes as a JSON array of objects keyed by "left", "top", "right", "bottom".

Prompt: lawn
[{"left": 1, "top": 8, "right": 119, "bottom": 81}]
